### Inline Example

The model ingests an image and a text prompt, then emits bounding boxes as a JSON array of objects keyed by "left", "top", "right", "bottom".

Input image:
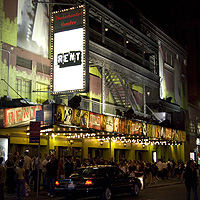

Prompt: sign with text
[
  {"left": 4, "top": 105, "right": 42, "bottom": 127},
  {"left": 51, "top": 5, "right": 89, "bottom": 93},
  {"left": 89, "top": 112, "right": 101, "bottom": 130},
  {"left": 29, "top": 121, "right": 41, "bottom": 143}
]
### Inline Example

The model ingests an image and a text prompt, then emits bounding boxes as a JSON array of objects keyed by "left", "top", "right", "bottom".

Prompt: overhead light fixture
[
  {"left": 105, "top": 28, "right": 108, "bottom": 31},
  {"left": 69, "top": 139, "right": 74, "bottom": 145},
  {"left": 100, "top": 140, "right": 104, "bottom": 146}
]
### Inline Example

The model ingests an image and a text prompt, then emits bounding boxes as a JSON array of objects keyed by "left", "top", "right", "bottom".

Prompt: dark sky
[
  {"left": 131, "top": 0, "right": 200, "bottom": 44},
  {"left": 131, "top": 0, "right": 200, "bottom": 105}
]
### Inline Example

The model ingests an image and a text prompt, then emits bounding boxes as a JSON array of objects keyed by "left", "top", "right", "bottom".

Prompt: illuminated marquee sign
[
  {"left": 4, "top": 105, "right": 42, "bottom": 127},
  {"left": 51, "top": 5, "right": 89, "bottom": 93}
]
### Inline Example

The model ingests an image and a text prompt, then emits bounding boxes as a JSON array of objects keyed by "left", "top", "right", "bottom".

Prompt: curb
[{"left": 145, "top": 181, "right": 181, "bottom": 189}]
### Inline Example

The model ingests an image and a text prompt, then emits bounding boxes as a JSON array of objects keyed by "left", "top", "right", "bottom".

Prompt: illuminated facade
[{"left": 0, "top": 0, "right": 188, "bottom": 163}]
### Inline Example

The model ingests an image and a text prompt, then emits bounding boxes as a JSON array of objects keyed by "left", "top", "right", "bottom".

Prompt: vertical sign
[
  {"left": 29, "top": 121, "right": 41, "bottom": 143},
  {"left": 51, "top": 5, "right": 89, "bottom": 93}
]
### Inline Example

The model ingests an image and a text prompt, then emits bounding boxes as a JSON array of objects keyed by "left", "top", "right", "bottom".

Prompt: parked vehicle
[{"left": 55, "top": 165, "right": 141, "bottom": 199}]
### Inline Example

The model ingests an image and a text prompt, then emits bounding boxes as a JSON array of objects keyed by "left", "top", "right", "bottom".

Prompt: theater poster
[
  {"left": 105, "top": 116, "right": 114, "bottom": 132},
  {"left": 73, "top": 109, "right": 81, "bottom": 126},
  {"left": 114, "top": 117, "right": 120, "bottom": 132},
  {"left": 165, "top": 128, "right": 172, "bottom": 140},
  {"left": 89, "top": 112, "right": 101, "bottom": 130},
  {"left": 64, "top": 106, "right": 73, "bottom": 125},
  {"left": 80, "top": 110, "right": 89, "bottom": 128}
]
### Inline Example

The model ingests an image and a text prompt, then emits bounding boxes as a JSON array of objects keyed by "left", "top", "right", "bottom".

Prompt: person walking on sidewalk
[
  {"left": 16, "top": 161, "right": 26, "bottom": 200},
  {"left": 46, "top": 154, "right": 59, "bottom": 198},
  {"left": 24, "top": 151, "right": 32, "bottom": 185},
  {"left": 181, "top": 160, "right": 198, "bottom": 200},
  {"left": 0, "top": 157, "right": 6, "bottom": 200},
  {"left": 5, "top": 153, "right": 15, "bottom": 194},
  {"left": 157, "top": 159, "right": 163, "bottom": 180}
]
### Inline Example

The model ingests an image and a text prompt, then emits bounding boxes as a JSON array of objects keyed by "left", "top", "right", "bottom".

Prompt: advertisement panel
[
  {"left": 113, "top": 117, "right": 120, "bottom": 132},
  {"left": 165, "top": 128, "right": 172, "bottom": 140},
  {"left": 125, "top": 120, "right": 131, "bottom": 134},
  {"left": 73, "top": 109, "right": 81, "bottom": 126},
  {"left": 156, "top": 125, "right": 161, "bottom": 138},
  {"left": 54, "top": 104, "right": 64, "bottom": 123},
  {"left": 131, "top": 121, "right": 142, "bottom": 135},
  {"left": 161, "top": 126, "right": 165, "bottom": 139},
  {"left": 51, "top": 5, "right": 88, "bottom": 93},
  {"left": 119, "top": 119, "right": 125, "bottom": 134},
  {"left": 89, "top": 112, "right": 101, "bottom": 130},
  {"left": 80, "top": 110, "right": 89, "bottom": 128},
  {"left": 105, "top": 116, "right": 114, "bottom": 132},
  {"left": 142, "top": 123, "right": 147, "bottom": 136},
  {"left": 17, "top": 0, "right": 49, "bottom": 57},
  {"left": 147, "top": 124, "right": 152, "bottom": 137},
  {"left": 101, "top": 115, "right": 106, "bottom": 132},
  {"left": 64, "top": 106, "right": 73, "bottom": 125}
]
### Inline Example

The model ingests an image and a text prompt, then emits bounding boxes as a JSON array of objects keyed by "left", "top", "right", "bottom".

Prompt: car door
[{"left": 107, "top": 167, "right": 132, "bottom": 195}]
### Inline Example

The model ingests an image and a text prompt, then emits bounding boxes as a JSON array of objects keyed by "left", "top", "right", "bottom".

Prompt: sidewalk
[
  {"left": 144, "top": 177, "right": 181, "bottom": 189},
  {"left": 4, "top": 178, "right": 181, "bottom": 200}
]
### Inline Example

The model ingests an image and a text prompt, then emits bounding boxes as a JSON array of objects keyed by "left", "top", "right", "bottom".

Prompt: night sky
[{"left": 131, "top": 0, "right": 200, "bottom": 106}]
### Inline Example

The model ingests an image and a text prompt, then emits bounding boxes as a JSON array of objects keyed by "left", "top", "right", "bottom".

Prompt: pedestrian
[
  {"left": 5, "top": 153, "right": 15, "bottom": 194},
  {"left": 16, "top": 161, "right": 26, "bottom": 200},
  {"left": 151, "top": 162, "right": 159, "bottom": 184},
  {"left": 0, "top": 157, "right": 6, "bottom": 200},
  {"left": 144, "top": 161, "right": 151, "bottom": 185},
  {"left": 157, "top": 159, "right": 163, "bottom": 180},
  {"left": 23, "top": 151, "right": 32, "bottom": 185},
  {"left": 64, "top": 156, "right": 74, "bottom": 178},
  {"left": 42, "top": 154, "right": 50, "bottom": 190},
  {"left": 46, "top": 154, "right": 59, "bottom": 198},
  {"left": 74, "top": 157, "right": 81, "bottom": 170},
  {"left": 162, "top": 161, "right": 168, "bottom": 179},
  {"left": 181, "top": 160, "right": 198, "bottom": 200},
  {"left": 34, "top": 153, "right": 42, "bottom": 192},
  {"left": 58, "top": 158, "right": 65, "bottom": 179}
]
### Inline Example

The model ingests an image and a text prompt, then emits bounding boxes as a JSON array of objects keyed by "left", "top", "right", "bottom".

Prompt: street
[
  {"left": 112, "top": 183, "right": 197, "bottom": 200},
  {"left": 5, "top": 179, "right": 200, "bottom": 200}
]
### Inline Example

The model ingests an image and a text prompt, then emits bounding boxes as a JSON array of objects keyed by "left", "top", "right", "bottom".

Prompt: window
[
  {"left": 16, "top": 56, "right": 32, "bottom": 70},
  {"left": 36, "top": 82, "right": 49, "bottom": 104},
  {"left": 37, "top": 63, "right": 50, "bottom": 75},
  {"left": 16, "top": 78, "right": 31, "bottom": 99}
]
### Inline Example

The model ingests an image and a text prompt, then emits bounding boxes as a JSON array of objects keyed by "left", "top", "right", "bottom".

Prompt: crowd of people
[{"left": 0, "top": 151, "right": 199, "bottom": 200}]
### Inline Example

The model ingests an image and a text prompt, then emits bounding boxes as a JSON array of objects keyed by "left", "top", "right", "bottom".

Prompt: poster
[{"left": 17, "top": 0, "right": 49, "bottom": 57}]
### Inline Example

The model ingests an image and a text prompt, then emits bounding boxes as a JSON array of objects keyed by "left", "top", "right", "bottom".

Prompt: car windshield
[{"left": 75, "top": 167, "right": 104, "bottom": 177}]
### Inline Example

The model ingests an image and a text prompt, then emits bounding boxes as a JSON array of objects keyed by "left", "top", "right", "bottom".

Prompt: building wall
[{"left": 0, "top": 1, "right": 50, "bottom": 103}]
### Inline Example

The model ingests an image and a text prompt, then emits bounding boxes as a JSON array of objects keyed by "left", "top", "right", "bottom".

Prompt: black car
[{"left": 55, "top": 165, "right": 141, "bottom": 199}]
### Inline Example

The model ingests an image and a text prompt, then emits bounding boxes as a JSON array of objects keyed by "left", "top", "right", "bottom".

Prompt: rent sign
[
  {"left": 4, "top": 105, "right": 42, "bottom": 127},
  {"left": 51, "top": 5, "right": 89, "bottom": 93}
]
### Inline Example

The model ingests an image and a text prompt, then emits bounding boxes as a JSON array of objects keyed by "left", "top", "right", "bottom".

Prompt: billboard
[
  {"left": 17, "top": 0, "right": 49, "bottom": 57},
  {"left": 51, "top": 5, "right": 89, "bottom": 93}
]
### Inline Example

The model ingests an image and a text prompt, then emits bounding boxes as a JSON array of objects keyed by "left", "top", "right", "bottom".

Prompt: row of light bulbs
[{"left": 27, "top": 132, "right": 182, "bottom": 147}]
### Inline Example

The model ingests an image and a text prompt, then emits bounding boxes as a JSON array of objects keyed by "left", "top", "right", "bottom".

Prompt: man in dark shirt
[
  {"left": 64, "top": 156, "right": 74, "bottom": 178},
  {"left": 46, "top": 155, "right": 59, "bottom": 198}
]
